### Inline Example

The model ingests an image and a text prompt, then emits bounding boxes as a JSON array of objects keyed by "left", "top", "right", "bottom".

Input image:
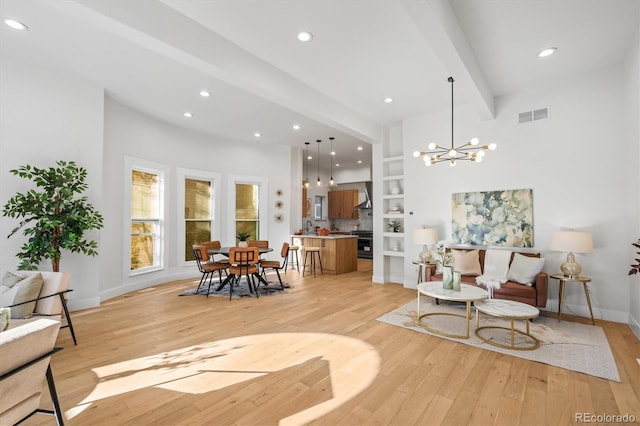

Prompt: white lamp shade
[
  {"left": 413, "top": 228, "right": 438, "bottom": 245},
  {"left": 549, "top": 231, "right": 593, "bottom": 253}
]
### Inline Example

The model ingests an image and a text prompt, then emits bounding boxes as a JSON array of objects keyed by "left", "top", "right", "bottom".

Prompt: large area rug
[
  {"left": 377, "top": 298, "right": 621, "bottom": 382},
  {"left": 180, "top": 277, "right": 290, "bottom": 298}
]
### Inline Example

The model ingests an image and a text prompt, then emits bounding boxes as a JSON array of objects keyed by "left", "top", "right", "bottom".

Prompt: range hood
[{"left": 356, "top": 181, "right": 373, "bottom": 209}]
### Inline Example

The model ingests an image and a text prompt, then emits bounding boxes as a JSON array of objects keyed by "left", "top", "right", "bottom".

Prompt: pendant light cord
[{"left": 449, "top": 76, "right": 454, "bottom": 150}]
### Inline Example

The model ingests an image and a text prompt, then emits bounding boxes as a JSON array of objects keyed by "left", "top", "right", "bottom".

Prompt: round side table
[
  {"left": 412, "top": 260, "right": 434, "bottom": 284},
  {"left": 551, "top": 274, "right": 595, "bottom": 325}
]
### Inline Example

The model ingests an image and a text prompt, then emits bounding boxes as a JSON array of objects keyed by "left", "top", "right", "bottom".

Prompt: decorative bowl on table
[{"left": 317, "top": 228, "right": 331, "bottom": 236}]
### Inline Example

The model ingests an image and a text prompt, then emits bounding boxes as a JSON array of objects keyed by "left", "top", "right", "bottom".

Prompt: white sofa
[{"left": 0, "top": 318, "right": 63, "bottom": 425}]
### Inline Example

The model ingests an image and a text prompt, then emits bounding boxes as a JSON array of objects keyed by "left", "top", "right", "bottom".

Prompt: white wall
[
  {"left": 0, "top": 59, "right": 105, "bottom": 309},
  {"left": 625, "top": 20, "right": 640, "bottom": 337},
  {"left": 402, "top": 65, "right": 633, "bottom": 323},
  {"left": 100, "top": 98, "right": 294, "bottom": 303},
  {"left": 1, "top": 56, "right": 297, "bottom": 310}
]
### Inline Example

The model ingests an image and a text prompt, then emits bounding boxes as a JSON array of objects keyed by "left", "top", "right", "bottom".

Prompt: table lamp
[
  {"left": 549, "top": 230, "right": 593, "bottom": 278},
  {"left": 413, "top": 228, "right": 438, "bottom": 262}
]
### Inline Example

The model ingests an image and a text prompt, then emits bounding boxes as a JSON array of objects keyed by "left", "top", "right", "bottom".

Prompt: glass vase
[
  {"left": 452, "top": 271, "right": 461, "bottom": 291},
  {"left": 442, "top": 266, "right": 453, "bottom": 290}
]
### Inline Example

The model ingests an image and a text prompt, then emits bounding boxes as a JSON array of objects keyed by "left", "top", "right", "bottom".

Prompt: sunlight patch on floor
[{"left": 66, "top": 332, "right": 380, "bottom": 425}]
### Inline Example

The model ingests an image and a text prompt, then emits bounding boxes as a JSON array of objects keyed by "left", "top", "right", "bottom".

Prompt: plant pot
[{"left": 238, "top": 241, "right": 248, "bottom": 247}]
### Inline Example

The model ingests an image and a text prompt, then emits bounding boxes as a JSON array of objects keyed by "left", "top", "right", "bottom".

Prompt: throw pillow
[
  {"left": 0, "top": 272, "right": 44, "bottom": 319},
  {"left": 451, "top": 249, "right": 482, "bottom": 276},
  {"left": 507, "top": 253, "right": 545, "bottom": 286},
  {"left": 0, "top": 307, "right": 10, "bottom": 331}
]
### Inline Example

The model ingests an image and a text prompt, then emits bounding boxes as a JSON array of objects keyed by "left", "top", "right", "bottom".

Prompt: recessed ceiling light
[
  {"left": 538, "top": 47, "right": 557, "bottom": 58},
  {"left": 384, "top": 97, "right": 393, "bottom": 103},
  {"left": 183, "top": 112, "right": 193, "bottom": 118},
  {"left": 292, "top": 124, "right": 300, "bottom": 130},
  {"left": 357, "top": 146, "right": 363, "bottom": 151},
  {"left": 199, "top": 90, "right": 210, "bottom": 97},
  {"left": 297, "top": 31, "right": 313, "bottom": 42},
  {"left": 254, "top": 132, "right": 261, "bottom": 138},
  {"left": 308, "top": 155, "right": 313, "bottom": 160},
  {"left": 357, "top": 160, "right": 362, "bottom": 164},
  {"left": 336, "top": 163, "right": 340, "bottom": 167},
  {"left": 4, "top": 18, "right": 28, "bottom": 30},
  {"left": 331, "top": 151, "right": 335, "bottom": 156}
]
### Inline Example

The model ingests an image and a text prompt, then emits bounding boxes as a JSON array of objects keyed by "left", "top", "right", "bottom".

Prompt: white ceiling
[{"left": 1, "top": 0, "right": 637, "bottom": 170}]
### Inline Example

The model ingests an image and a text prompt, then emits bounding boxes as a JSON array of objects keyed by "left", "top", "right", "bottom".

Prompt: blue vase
[{"left": 442, "top": 266, "right": 453, "bottom": 290}]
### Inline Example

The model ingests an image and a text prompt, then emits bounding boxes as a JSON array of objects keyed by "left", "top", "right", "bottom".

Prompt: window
[
  {"left": 177, "top": 168, "right": 220, "bottom": 266},
  {"left": 126, "top": 157, "right": 166, "bottom": 275},
  {"left": 227, "top": 175, "right": 267, "bottom": 244},
  {"left": 235, "top": 183, "right": 259, "bottom": 242},
  {"left": 184, "top": 179, "right": 212, "bottom": 261}
]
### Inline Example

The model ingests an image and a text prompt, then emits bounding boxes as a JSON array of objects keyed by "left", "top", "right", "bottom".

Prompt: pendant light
[
  {"left": 316, "top": 139, "right": 322, "bottom": 186},
  {"left": 304, "top": 142, "right": 310, "bottom": 188},
  {"left": 328, "top": 137, "right": 337, "bottom": 187}
]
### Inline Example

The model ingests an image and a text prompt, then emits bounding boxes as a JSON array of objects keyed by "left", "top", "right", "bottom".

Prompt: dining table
[{"left": 207, "top": 246, "right": 274, "bottom": 291}]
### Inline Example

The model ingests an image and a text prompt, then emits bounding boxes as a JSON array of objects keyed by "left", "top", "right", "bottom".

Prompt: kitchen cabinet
[{"left": 328, "top": 189, "right": 358, "bottom": 219}]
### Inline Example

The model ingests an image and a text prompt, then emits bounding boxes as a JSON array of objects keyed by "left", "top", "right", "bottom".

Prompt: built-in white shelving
[{"left": 382, "top": 157, "right": 404, "bottom": 257}]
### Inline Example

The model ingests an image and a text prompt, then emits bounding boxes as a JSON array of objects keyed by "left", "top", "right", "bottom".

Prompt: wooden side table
[
  {"left": 412, "top": 260, "right": 434, "bottom": 284},
  {"left": 551, "top": 274, "right": 595, "bottom": 325}
]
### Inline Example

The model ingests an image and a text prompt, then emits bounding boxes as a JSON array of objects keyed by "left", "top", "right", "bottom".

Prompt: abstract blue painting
[{"left": 451, "top": 188, "right": 533, "bottom": 247}]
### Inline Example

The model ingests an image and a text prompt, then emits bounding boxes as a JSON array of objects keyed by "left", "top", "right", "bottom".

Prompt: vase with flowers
[{"left": 435, "top": 241, "right": 460, "bottom": 291}]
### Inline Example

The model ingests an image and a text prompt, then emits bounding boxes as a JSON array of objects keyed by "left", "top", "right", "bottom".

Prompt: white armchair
[
  {"left": 0, "top": 318, "right": 64, "bottom": 425},
  {"left": 6, "top": 271, "right": 76, "bottom": 345}
]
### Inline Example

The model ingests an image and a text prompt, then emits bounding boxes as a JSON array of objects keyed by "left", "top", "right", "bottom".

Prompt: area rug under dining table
[
  {"left": 180, "top": 277, "right": 290, "bottom": 298},
  {"left": 377, "top": 298, "right": 621, "bottom": 382}
]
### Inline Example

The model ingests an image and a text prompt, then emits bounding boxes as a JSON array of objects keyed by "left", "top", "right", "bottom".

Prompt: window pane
[
  {"left": 185, "top": 221, "right": 211, "bottom": 261},
  {"left": 131, "top": 222, "right": 155, "bottom": 270},
  {"left": 235, "top": 222, "right": 258, "bottom": 242},
  {"left": 236, "top": 184, "right": 258, "bottom": 219},
  {"left": 185, "top": 179, "right": 211, "bottom": 219},
  {"left": 132, "top": 170, "right": 159, "bottom": 218},
  {"left": 236, "top": 183, "right": 259, "bottom": 240}
]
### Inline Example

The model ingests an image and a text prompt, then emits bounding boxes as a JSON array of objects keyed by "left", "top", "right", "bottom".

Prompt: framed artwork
[{"left": 451, "top": 188, "right": 533, "bottom": 247}]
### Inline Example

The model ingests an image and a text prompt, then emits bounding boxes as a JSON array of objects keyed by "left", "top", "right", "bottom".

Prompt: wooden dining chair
[
  {"left": 201, "top": 241, "right": 229, "bottom": 264},
  {"left": 227, "top": 247, "right": 260, "bottom": 300},
  {"left": 192, "top": 245, "right": 229, "bottom": 297},
  {"left": 259, "top": 242, "right": 289, "bottom": 289}
]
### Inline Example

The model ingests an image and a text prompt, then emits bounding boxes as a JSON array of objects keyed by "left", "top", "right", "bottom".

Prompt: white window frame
[
  {"left": 124, "top": 156, "right": 168, "bottom": 277},
  {"left": 177, "top": 168, "right": 221, "bottom": 267},
  {"left": 227, "top": 175, "right": 268, "bottom": 245}
]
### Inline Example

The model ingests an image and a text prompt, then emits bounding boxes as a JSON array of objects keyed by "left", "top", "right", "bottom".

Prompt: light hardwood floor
[{"left": 26, "top": 259, "right": 640, "bottom": 425}]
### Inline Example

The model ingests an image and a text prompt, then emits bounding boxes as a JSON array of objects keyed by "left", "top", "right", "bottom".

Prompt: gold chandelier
[{"left": 413, "top": 77, "right": 496, "bottom": 167}]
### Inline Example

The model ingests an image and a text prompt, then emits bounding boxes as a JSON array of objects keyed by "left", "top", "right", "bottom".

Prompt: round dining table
[{"left": 207, "top": 246, "right": 274, "bottom": 291}]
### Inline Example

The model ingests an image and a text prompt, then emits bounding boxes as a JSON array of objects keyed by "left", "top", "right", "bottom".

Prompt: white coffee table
[
  {"left": 474, "top": 299, "right": 540, "bottom": 350},
  {"left": 417, "top": 282, "right": 488, "bottom": 339}
]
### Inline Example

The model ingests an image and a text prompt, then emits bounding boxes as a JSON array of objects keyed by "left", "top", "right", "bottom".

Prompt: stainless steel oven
[{"left": 352, "top": 231, "right": 373, "bottom": 259}]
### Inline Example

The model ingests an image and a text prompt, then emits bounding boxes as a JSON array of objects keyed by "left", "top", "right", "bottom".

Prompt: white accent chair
[
  {"left": 8, "top": 271, "right": 77, "bottom": 345},
  {"left": 0, "top": 318, "right": 64, "bottom": 425}
]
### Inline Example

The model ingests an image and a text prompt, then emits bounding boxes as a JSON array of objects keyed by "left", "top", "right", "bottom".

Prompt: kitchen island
[{"left": 290, "top": 234, "right": 358, "bottom": 275}]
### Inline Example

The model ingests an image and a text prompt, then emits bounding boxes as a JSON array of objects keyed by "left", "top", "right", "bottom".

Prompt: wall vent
[{"left": 518, "top": 107, "right": 550, "bottom": 124}]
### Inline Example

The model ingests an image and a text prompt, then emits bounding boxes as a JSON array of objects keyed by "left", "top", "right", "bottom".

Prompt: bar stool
[
  {"left": 286, "top": 244, "right": 300, "bottom": 272},
  {"left": 303, "top": 247, "right": 323, "bottom": 277}
]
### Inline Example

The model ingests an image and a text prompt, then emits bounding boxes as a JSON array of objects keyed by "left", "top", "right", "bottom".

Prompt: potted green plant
[
  {"left": 387, "top": 220, "right": 401, "bottom": 233},
  {"left": 236, "top": 231, "right": 251, "bottom": 247},
  {"left": 2, "top": 161, "right": 104, "bottom": 272}
]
